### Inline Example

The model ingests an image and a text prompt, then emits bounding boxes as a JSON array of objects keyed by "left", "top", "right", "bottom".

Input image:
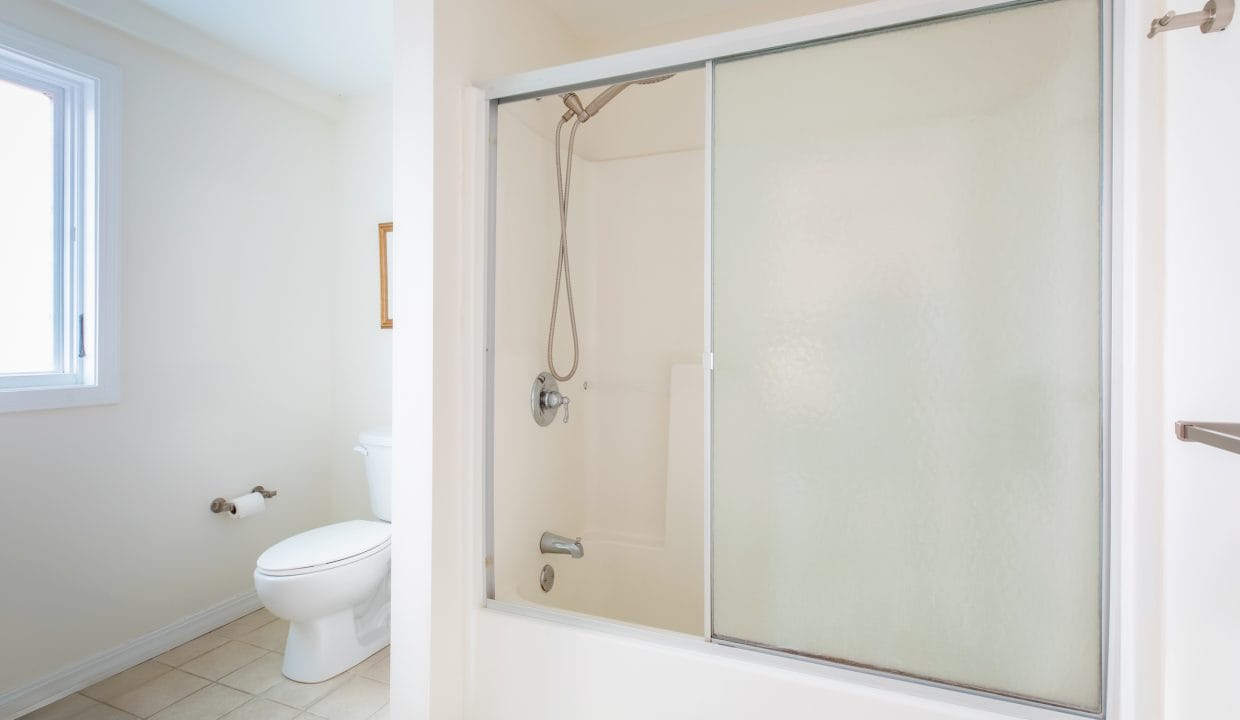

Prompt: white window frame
[{"left": 0, "top": 23, "right": 120, "bottom": 413}]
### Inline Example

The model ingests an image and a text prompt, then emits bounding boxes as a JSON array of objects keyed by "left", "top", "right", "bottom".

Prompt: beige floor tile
[
  {"left": 366, "top": 706, "right": 388, "bottom": 720},
  {"left": 147, "top": 685, "right": 249, "bottom": 720},
  {"left": 109, "top": 669, "right": 209, "bottom": 718},
  {"left": 81, "top": 661, "right": 172, "bottom": 702},
  {"left": 218, "top": 699, "right": 299, "bottom": 720},
  {"left": 214, "top": 611, "right": 275, "bottom": 640},
  {"left": 74, "top": 705, "right": 140, "bottom": 720},
  {"left": 218, "top": 653, "right": 285, "bottom": 695},
  {"left": 20, "top": 693, "right": 101, "bottom": 719},
  {"left": 180, "top": 642, "right": 268, "bottom": 681},
  {"left": 306, "top": 677, "right": 388, "bottom": 720},
  {"left": 355, "top": 656, "right": 388, "bottom": 685},
  {"left": 347, "top": 648, "right": 388, "bottom": 678},
  {"left": 235, "top": 620, "right": 289, "bottom": 653},
  {"left": 156, "top": 634, "right": 231, "bottom": 668},
  {"left": 292, "top": 715, "right": 328, "bottom": 720},
  {"left": 261, "top": 675, "right": 346, "bottom": 711}
]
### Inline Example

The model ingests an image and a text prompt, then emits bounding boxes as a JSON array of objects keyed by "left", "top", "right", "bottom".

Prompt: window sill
[{"left": 0, "top": 383, "right": 120, "bottom": 414}]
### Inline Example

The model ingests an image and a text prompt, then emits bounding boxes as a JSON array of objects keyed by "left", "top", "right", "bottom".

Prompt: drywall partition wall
[
  {"left": 390, "top": 0, "right": 585, "bottom": 718},
  {"left": 1162, "top": 24, "right": 1240, "bottom": 720},
  {"left": 331, "top": 92, "right": 395, "bottom": 520},
  {"left": 0, "top": 0, "right": 337, "bottom": 696}
]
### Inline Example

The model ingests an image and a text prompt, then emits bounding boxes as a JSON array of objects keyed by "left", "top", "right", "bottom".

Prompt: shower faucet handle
[
  {"left": 544, "top": 390, "right": 571, "bottom": 423},
  {"left": 530, "top": 372, "right": 571, "bottom": 426}
]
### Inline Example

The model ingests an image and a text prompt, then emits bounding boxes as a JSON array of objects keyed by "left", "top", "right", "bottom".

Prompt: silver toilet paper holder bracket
[{"left": 211, "top": 486, "right": 278, "bottom": 514}]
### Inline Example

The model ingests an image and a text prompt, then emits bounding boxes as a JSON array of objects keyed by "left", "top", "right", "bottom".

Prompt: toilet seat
[{"left": 257, "top": 520, "right": 391, "bottom": 577}]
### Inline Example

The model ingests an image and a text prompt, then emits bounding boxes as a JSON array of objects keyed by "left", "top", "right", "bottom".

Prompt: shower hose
[{"left": 547, "top": 114, "right": 583, "bottom": 381}]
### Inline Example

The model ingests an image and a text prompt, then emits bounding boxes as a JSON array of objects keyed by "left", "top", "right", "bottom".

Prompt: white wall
[
  {"left": 1161, "top": 24, "right": 1240, "bottom": 720},
  {"left": 0, "top": 0, "right": 338, "bottom": 695},
  {"left": 0, "top": 1, "right": 395, "bottom": 703},
  {"left": 331, "top": 92, "right": 395, "bottom": 520}
]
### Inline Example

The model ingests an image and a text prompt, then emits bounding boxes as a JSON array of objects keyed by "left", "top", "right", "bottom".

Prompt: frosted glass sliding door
[{"left": 710, "top": 0, "right": 1104, "bottom": 711}]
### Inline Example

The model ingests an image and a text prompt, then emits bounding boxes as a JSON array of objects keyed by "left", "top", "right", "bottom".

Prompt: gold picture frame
[{"left": 378, "top": 222, "right": 393, "bottom": 329}]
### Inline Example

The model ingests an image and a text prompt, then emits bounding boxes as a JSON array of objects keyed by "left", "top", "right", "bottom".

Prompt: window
[{"left": 0, "top": 24, "right": 119, "bottom": 413}]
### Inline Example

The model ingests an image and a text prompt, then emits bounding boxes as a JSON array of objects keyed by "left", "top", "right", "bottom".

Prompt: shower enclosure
[{"left": 486, "top": 0, "right": 1109, "bottom": 714}]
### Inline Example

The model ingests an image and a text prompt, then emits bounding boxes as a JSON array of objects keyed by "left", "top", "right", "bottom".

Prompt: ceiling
[{"left": 135, "top": 0, "right": 392, "bottom": 97}]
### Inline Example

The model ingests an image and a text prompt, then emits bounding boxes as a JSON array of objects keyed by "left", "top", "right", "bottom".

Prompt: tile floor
[{"left": 21, "top": 610, "right": 389, "bottom": 720}]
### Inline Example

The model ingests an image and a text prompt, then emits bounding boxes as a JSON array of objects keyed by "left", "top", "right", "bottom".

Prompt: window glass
[{"left": 0, "top": 77, "right": 57, "bottom": 375}]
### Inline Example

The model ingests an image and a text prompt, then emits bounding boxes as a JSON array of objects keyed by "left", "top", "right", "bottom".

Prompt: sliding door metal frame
[
  {"left": 702, "top": 58, "right": 716, "bottom": 642},
  {"left": 480, "top": 0, "right": 1117, "bottom": 717}
]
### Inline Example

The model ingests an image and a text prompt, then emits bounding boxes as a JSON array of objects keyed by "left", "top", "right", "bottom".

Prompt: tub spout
[{"left": 540, "top": 531, "right": 583, "bottom": 559}]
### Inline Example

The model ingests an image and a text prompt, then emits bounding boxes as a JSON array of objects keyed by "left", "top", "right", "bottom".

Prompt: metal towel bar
[
  {"left": 1148, "top": 0, "right": 1233, "bottom": 37},
  {"left": 1175, "top": 421, "right": 1240, "bottom": 456}
]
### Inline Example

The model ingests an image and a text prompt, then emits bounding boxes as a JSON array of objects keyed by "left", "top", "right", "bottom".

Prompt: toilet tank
[{"left": 357, "top": 428, "right": 392, "bottom": 521}]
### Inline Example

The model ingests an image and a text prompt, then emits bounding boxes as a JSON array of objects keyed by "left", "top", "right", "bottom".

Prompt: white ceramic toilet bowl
[{"left": 253, "top": 520, "right": 391, "bottom": 682}]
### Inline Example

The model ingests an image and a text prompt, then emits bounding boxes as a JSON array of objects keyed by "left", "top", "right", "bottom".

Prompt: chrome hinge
[
  {"left": 77, "top": 314, "right": 85, "bottom": 358},
  {"left": 703, "top": 351, "right": 714, "bottom": 370}
]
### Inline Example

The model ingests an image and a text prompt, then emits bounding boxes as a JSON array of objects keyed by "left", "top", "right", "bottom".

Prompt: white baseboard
[{"left": 0, "top": 590, "right": 263, "bottom": 720}]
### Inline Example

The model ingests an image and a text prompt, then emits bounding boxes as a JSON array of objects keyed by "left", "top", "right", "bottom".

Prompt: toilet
[{"left": 253, "top": 429, "right": 392, "bottom": 683}]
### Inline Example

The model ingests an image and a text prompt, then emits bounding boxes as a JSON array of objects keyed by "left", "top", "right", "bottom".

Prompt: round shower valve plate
[
  {"left": 540, "top": 564, "right": 555, "bottom": 592},
  {"left": 531, "top": 372, "right": 560, "bottom": 426}
]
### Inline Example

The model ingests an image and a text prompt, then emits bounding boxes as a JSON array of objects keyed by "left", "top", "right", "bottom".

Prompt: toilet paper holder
[{"left": 210, "top": 486, "right": 278, "bottom": 514}]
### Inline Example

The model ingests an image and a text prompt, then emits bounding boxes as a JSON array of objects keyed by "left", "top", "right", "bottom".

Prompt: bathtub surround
[
  {"left": 492, "top": 93, "right": 705, "bottom": 633},
  {"left": 0, "top": 1, "right": 393, "bottom": 713}
]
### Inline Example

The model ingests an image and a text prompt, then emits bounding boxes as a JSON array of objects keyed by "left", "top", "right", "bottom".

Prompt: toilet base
[{"left": 282, "top": 606, "right": 390, "bottom": 683}]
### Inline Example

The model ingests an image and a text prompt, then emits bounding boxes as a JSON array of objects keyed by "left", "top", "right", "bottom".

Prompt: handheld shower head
[
  {"left": 544, "top": 71, "right": 674, "bottom": 383},
  {"left": 559, "top": 73, "right": 674, "bottom": 123}
]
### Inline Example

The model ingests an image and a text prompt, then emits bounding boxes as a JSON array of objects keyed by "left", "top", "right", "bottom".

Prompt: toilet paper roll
[{"left": 229, "top": 492, "right": 265, "bottom": 519}]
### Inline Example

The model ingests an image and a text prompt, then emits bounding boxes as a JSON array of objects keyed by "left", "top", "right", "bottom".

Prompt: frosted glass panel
[{"left": 710, "top": 0, "right": 1102, "bottom": 710}]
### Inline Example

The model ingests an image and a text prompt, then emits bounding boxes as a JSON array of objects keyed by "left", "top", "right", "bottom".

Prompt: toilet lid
[{"left": 257, "top": 520, "right": 391, "bottom": 575}]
